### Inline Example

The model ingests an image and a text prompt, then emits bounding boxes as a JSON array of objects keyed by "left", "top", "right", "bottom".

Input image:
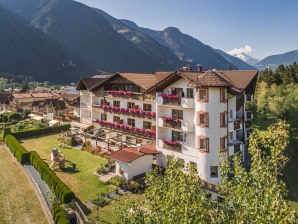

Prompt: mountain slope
[
  {"left": 121, "top": 20, "right": 236, "bottom": 70},
  {"left": 255, "top": 50, "right": 298, "bottom": 71},
  {"left": 215, "top": 49, "right": 256, "bottom": 70},
  {"left": 94, "top": 8, "right": 181, "bottom": 69},
  {"left": 0, "top": 0, "right": 178, "bottom": 73},
  {"left": 0, "top": 4, "right": 92, "bottom": 83}
]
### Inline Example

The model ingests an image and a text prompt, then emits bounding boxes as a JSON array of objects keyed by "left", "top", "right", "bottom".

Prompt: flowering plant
[
  {"left": 162, "top": 116, "right": 181, "bottom": 122},
  {"left": 162, "top": 93, "right": 179, "bottom": 99},
  {"left": 162, "top": 139, "right": 180, "bottom": 145}
]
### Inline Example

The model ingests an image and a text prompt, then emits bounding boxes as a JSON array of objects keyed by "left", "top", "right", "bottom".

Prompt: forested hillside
[{"left": 253, "top": 62, "right": 298, "bottom": 210}]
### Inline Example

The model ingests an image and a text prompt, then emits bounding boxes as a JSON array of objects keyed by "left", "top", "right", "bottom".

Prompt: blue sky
[{"left": 75, "top": 0, "right": 298, "bottom": 59}]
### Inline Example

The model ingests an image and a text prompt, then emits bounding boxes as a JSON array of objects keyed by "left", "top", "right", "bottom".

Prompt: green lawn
[
  {"left": 21, "top": 134, "right": 112, "bottom": 203},
  {"left": 20, "top": 133, "right": 145, "bottom": 223}
]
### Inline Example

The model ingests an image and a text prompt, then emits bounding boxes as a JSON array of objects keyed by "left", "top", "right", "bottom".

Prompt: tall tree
[{"left": 219, "top": 120, "right": 296, "bottom": 223}]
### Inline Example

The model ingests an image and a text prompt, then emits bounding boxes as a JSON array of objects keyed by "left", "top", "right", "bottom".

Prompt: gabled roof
[
  {"left": 214, "top": 70, "right": 258, "bottom": 91},
  {"left": 90, "top": 72, "right": 172, "bottom": 91},
  {"left": 147, "top": 69, "right": 258, "bottom": 93},
  {"left": 110, "top": 144, "right": 158, "bottom": 163},
  {"left": 76, "top": 77, "right": 106, "bottom": 91}
]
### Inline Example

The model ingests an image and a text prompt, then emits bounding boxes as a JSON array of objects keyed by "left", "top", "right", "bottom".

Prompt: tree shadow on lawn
[{"left": 58, "top": 160, "right": 80, "bottom": 173}]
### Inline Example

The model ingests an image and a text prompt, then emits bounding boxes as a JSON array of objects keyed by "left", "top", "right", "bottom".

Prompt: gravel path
[{"left": 23, "top": 164, "right": 53, "bottom": 209}]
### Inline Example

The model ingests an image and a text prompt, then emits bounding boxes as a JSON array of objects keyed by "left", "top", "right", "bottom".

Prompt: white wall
[{"left": 115, "top": 154, "right": 154, "bottom": 180}]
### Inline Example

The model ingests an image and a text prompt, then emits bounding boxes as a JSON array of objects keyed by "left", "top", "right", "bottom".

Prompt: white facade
[{"left": 115, "top": 154, "right": 154, "bottom": 180}]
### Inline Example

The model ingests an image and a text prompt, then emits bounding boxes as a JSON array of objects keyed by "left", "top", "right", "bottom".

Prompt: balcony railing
[
  {"left": 97, "top": 105, "right": 156, "bottom": 119},
  {"left": 159, "top": 138, "right": 182, "bottom": 152},
  {"left": 157, "top": 94, "right": 194, "bottom": 108},
  {"left": 104, "top": 90, "right": 143, "bottom": 100},
  {"left": 158, "top": 117, "right": 195, "bottom": 132},
  {"left": 95, "top": 119, "right": 156, "bottom": 139},
  {"left": 200, "top": 180, "right": 219, "bottom": 193}
]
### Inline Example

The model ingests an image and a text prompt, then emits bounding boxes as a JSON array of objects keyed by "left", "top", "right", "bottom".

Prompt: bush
[
  {"left": 69, "top": 136, "right": 77, "bottom": 146},
  {"left": 4, "top": 134, "right": 30, "bottom": 164},
  {"left": 108, "top": 176, "right": 126, "bottom": 187},
  {"left": 13, "top": 125, "right": 71, "bottom": 139},
  {"left": 51, "top": 202, "right": 70, "bottom": 224}
]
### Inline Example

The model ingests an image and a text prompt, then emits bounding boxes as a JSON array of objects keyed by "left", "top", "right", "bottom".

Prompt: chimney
[
  {"left": 196, "top": 64, "right": 202, "bottom": 72},
  {"left": 137, "top": 144, "right": 141, "bottom": 152}
]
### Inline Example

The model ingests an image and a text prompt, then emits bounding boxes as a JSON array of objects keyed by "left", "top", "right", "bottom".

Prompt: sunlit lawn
[
  {"left": 21, "top": 133, "right": 112, "bottom": 203},
  {"left": 0, "top": 147, "right": 48, "bottom": 224},
  {"left": 20, "top": 133, "right": 147, "bottom": 223}
]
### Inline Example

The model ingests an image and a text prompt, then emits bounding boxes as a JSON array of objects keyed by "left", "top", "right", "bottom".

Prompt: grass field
[
  {"left": 0, "top": 147, "right": 48, "bottom": 224},
  {"left": 21, "top": 134, "right": 112, "bottom": 203}
]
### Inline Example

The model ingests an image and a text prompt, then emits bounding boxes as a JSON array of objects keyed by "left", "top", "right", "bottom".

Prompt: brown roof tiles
[{"left": 110, "top": 144, "right": 158, "bottom": 163}]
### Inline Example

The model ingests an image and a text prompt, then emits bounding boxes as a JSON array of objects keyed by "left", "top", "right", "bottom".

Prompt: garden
[{"left": 20, "top": 133, "right": 145, "bottom": 223}]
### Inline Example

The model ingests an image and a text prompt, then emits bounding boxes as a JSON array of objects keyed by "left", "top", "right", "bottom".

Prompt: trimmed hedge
[
  {"left": 4, "top": 133, "right": 75, "bottom": 204},
  {"left": 13, "top": 125, "right": 71, "bottom": 139},
  {"left": 30, "top": 151, "right": 75, "bottom": 204},
  {"left": 4, "top": 134, "right": 30, "bottom": 164},
  {"left": 51, "top": 202, "right": 70, "bottom": 224}
]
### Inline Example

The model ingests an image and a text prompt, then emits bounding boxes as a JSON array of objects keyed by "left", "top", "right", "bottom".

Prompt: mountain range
[{"left": 0, "top": 0, "right": 297, "bottom": 83}]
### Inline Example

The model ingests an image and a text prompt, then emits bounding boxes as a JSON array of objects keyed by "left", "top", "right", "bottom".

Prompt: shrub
[
  {"left": 108, "top": 176, "right": 126, "bottom": 187},
  {"left": 51, "top": 202, "right": 70, "bottom": 224},
  {"left": 13, "top": 125, "right": 71, "bottom": 139},
  {"left": 69, "top": 136, "right": 77, "bottom": 146}
]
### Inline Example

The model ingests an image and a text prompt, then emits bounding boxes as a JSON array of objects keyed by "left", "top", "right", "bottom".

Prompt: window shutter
[
  {"left": 206, "top": 88, "right": 209, "bottom": 102},
  {"left": 206, "top": 138, "right": 209, "bottom": 152},
  {"left": 206, "top": 113, "right": 209, "bottom": 127}
]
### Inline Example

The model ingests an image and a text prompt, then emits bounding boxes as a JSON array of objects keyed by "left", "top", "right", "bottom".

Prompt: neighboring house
[
  {"left": 0, "top": 92, "right": 12, "bottom": 112},
  {"left": 110, "top": 144, "right": 159, "bottom": 180},
  {"left": 11, "top": 92, "right": 59, "bottom": 111},
  {"left": 76, "top": 68, "right": 258, "bottom": 190}
]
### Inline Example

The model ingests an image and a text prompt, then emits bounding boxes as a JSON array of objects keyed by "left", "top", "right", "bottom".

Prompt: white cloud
[{"left": 227, "top": 45, "right": 253, "bottom": 55}]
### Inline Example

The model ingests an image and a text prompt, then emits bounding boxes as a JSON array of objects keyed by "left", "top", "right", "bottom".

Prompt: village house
[{"left": 75, "top": 68, "right": 258, "bottom": 186}]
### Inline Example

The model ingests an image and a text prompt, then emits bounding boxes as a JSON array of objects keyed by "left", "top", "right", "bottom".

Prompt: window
[
  {"left": 127, "top": 102, "right": 135, "bottom": 109},
  {"left": 113, "top": 100, "right": 120, "bottom": 107},
  {"left": 186, "top": 88, "right": 194, "bottom": 98},
  {"left": 127, "top": 118, "right": 135, "bottom": 127},
  {"left": 172, "top": 109, "right": 183, "bottom": 120},
  {"left": 101, "top": 99, "right": 108, "bottom": 105},
  {"left": 100, "top": 113, "right": 107, "bottom": 121},
  {"left": 143, "top": 121, "right": 152, "bottom": 130},
  {"left": 172, "top": 130, "right": 183, "bottom": 141},
  {"left": 220, "top": 136, "right": 227, "bottom": 151},
  {"left": 143, "top": 103, "right": 152, "bottom": 111},
  {"left": 210, "top": 166, "right": 218, "bottom": 178},
  {"left": 113, "top": 116, "right": 120, "bottom": 122},
  {"left": 220, "top": 88, "right": 226, "bottom": 102},
  {"left": 197, "top": 88, "right": 208, "bottom": 102},
  {"left": 197, "top": 111, "right": 209, "bottom": 127},
  {"left": 220, "top": 112, "right": 227, "bottom": 128},
  {"left": 198, "top": 136, "right": 209, "bottom": 152}
]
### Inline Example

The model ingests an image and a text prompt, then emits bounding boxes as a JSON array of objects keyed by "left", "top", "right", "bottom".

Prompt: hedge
[
  {"left": 4, "top": 133, "right": 75, "bottom": 204},
  {"left": 4, "top": 134, "right": 30, "bottom": 164},
  {"left": 13, "top": 125, "right": 71, "bottom": 139},
  {"left": 51, "top": 202, "right": 70, "bottom": 224},
  {"left": 30, "top": 151, "right": 75, "bottom": 204}
]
